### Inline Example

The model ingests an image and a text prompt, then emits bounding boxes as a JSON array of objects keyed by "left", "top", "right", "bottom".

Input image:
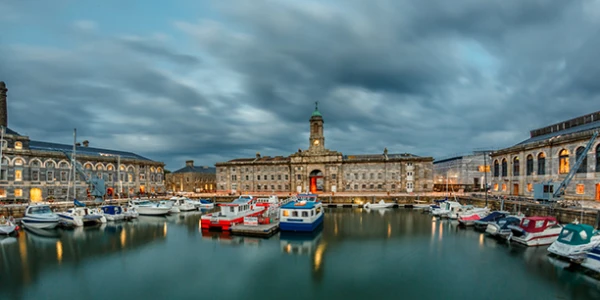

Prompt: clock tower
[{"left": 309, "top": 101, "right": 325, "bottom": 152}]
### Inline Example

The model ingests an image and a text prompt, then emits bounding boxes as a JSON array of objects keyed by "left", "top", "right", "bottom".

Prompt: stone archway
[{"left": 309, "top": 170, "right": 324, "bottom": 193}]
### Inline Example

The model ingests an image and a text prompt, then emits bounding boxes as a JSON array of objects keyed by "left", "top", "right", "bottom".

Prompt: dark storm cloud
[{"left": 2, "top": 0, "right": 600, "bottom": 169}]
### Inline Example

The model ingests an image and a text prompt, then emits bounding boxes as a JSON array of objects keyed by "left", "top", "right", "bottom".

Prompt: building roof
[
  {"left": 172, "top": 165, "right": 216, "bottom": 174},
  {"left": 433, "top": 156, "right": 464, "bottom": 164},
  {"left": 28, "top": 140, "right": 154, "bottom": 161},
  {"left": 515, "top": 120, "right": 600, "bottom": 146},
  {"left": 311, "top": 102, "right": 322, "bottom": 117},
  {"left": 343, "top": 153, "right": 419, "bottom": 161},
  {"left": 3, "top": 127, "right": 21, "bottom": 136}
]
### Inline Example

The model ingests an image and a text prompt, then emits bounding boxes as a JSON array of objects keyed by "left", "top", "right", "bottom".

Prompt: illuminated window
[
  {"left": 576, "top": 184, "right": 585, "bottom": 195},
  {"left": 14, "top": 141, "right": 22, "bottom": 150},
  {"left": 128, "top": 174, "right": 133, "bottom": 182},
  {"left": 14, "top": 189, "right": 22, "bottom": 197},
  {"left": 283, "top": 210, "right": 289, "bottom": 217},
  {"left": 15, "top": 170, "right": 22, "bottom": 181},
  {"left": 527, "top": 183, "right": 532, "bottom": 192},
  {"left": 501, "top": 184, "right": 507, "bottom": 191},
  {"left": 0, "top": 188, "right": 5, "bottom": 197},
  {"left": 478, "top": 165, "right": 491, "bottom": 172},
  {"left": 538, "top": 153, "right": 546, "bottom": 175},
  {"left": 14, "top": 158, "right": 23, "bottom": 166},
  {"left": 493, "top": 183, "right": 499, "bottom": 191},
  {"left": 559, "top": 149, "right": 569, "bottom": 174},
  {"left": 107, "top": 165, "right": 114, "bottom": 171}
]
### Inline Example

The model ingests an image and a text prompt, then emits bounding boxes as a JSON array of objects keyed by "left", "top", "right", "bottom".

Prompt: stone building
[
  {"left": 433, "top": 151, "right": 492, "bottom": 192},
  {"left": 490, "top": 110, "right": 600, "bottom": 201},
  {"left": 0, "top": 81, "right": 165, "bottom": 202},
  {"left": 215, "top": 104, "right": 434, "bottom": 194},
  {"left": 165, "top": 160, "right": 216, "bottom": 193}
]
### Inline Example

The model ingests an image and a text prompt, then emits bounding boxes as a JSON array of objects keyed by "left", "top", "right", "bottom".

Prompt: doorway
[
  {"left": 513, "top": 184, "right": 519, "bottom": 196},
  {"left": 309, "top": 170, "right": 324, "bottom": 193},
  {"left": 29, "top": 188, "right": 42, "bottom": 202},
  {"left": 596, "top": 183, "right": 600, "bottom": 202}
]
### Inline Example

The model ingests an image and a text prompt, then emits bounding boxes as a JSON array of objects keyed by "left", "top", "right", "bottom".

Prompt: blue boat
[
  {"left": 582, "top": 245, "right": 600, "bottom": 273},
  {"left": 279, "top": 194, "right": 323, "bottom": 232},
  {"left": 473, "top": 211, "right": 509, "bottom": 231},
  {"left": 99, "top": 205, "right": 126, "bottom": 221}
]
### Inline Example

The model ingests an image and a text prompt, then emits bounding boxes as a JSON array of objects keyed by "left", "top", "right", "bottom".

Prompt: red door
[
  {"left": 310, "top": 177, "right": 317, "bottom": 193},
  {"left": 596, "top": 184, "right": 600, "bottom": 202}
]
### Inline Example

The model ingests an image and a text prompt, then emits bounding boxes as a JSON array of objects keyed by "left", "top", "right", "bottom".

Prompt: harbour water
[{"left": 1, "top": 208, "right": 600, "bottom": 300}]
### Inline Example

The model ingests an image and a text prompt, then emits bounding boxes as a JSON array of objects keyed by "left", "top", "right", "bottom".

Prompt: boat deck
[{"left": 231, "top": 221, "right": 279, "bottom": 238}]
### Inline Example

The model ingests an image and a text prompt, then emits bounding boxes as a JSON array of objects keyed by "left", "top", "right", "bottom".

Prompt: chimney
[
  {"left": 185, "top": 160, "right": 194, "bottom": 167},
  {"left": 256, "top": 152, "right": 261, "bottom": 159},
  {"left": 0, "top": 81, "right": 8, "bottom": 128},
  {"left": 82, "top": 140, "right": 89, "bottom": 147}
]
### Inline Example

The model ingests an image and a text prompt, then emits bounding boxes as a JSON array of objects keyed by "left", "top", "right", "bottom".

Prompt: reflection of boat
[
  {"left": 363, "top": 200, "right": 394, "bottom": 209},
  {"left": 129, "top": 200, "right": 171, "bottom": 216},
  {"left": 280, "top": 194, "right": 324, "bottom": 232},
  {"left": 22, "top": 204, "right": 60, "bottom": 229},
  {"left": 57, "top": 207, "right": 107, "bottom": 226},
  {"left": 24, "top": 226, "right": 61, "bottom": 240},
  {"left": 508, "top": 216, "right": 562, "bottom": 246},
  {"left": 280, "top": 228, "right": 323, "bottom": 255},
  {"left": 548, "top": 223, "right": 600, "bottom": 262},
  {"left": 200, "top": 195, "right": 265, "bottom": 231},
  {"left": 0, "top": 216, "right": 17, "bottom": 235}
]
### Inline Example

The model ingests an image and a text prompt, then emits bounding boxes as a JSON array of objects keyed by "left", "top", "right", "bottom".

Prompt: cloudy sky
[{"left": 1, "top": 0, "right": 599, "bottom": 170}]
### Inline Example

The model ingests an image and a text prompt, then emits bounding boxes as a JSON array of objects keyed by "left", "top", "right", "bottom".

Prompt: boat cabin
[
  {"left": 297, "top": 193, "right": 319, "bottom": 202},
  {"left": 557, "top": 223, "right": 598, "bottom": 245},
  {"left": 520, "top": 216, "right": 559, "bottom": 233},
  {"left": 219, "top": 195, "right": 257, "bottom": 216},
  {"left": 101, "top": 205, "right": 123, "bottom": 215},
  {"left": 498, "top": 217, "right": 522, "bottom": 229},
  {"left": 26, "top": 205, "right": 53, "bottom": 215},
  {"left": 68, "top": 207, "right": 93, "bottom": 216},
  {"left": 256, "top": 195, "right": 280, "bottom": 206},
  {"left": 281, "top": 200, "right": 322, "bottom": 219}
]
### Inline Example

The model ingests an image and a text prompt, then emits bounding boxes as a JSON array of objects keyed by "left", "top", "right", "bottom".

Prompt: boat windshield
[
  {"left": 137, "top": 201, "right": 152, "bottom": 205},
  {"left": 30, "top": 206, "right": 52, "bottom": 214}
]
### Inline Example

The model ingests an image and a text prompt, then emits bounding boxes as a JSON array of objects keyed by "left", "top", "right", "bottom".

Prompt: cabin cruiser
[
  {"left": 426, "top": 199, "right": 447, "bottom": 212},
  {"left": 184, "top": 198, "right": 215, "bottom": 210},
  {"left": 99, "top": 205, "right": 126, "bottom": 221},
  {"left": 363, "top": 200, "right": 394, "bottom": 209},
  {"left": 507, "top": 216, "right": 562, "bottom": 246},
  {"left": 57, "top": 207, "right": 107, "bottom": 227},
  {"left": 168, "top": 197, "right": 197, "bottom": 213},
  {"left": 280, "top": 194, "right": 324, "bottom": 232},
  {"left": 547, "top": 223, "right": 600, "bottom": 262},
  {"left": 485, "top": 216, "right": 523, "bottom": 239},
  {"left": 122, "top": 205, "right": 139, "bottom": 219},
  {"left": 473, "top": 211, "right": 509, "bottom": 231},
  {"left": 456, "top": 207, "right": 490, "bottom": 225},
  {"left": 0, "top": 216, "right": 17, "bottom": 235},
  {"left": 432, "top": 201, "right": 461, "bottom": 218},
  {"left": 129, "top": 200, "right": 171, "bottom": 216},
  {"left": 21, "top": 204, "right": 60, "bottom": 229},
  {"left": 200, "top": 195, "right": 266, "bottom": 231}
]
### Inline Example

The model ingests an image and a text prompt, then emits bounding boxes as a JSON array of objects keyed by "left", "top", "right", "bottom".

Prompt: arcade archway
[{"left": 309, "top": 170, "right": 324, "bottom": 193}]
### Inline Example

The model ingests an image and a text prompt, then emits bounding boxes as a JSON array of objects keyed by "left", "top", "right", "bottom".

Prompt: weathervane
[{"left": 315, "top": 101, "right": 318, "bottom": 110}]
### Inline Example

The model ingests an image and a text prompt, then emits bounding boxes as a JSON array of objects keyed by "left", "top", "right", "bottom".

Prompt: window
[
  {"left": 48, "top": 189, "right": 54, "bottom": 195},
  {"left": 501, "top": 159, "right": 507, "bottom": 177},
  {"left": 332, "top": 174, "right": 337, "bottom": 180},
  {"left": 32, "top": 170, "right": 39, "bottom": 181},
  {"left": 14, "top": 158, "right": 23, "bottom": 166},
  {"left": 15, "top": 170, "right": 22, "bottom": 181},
  {"left": 302, "top": 211, "right": 308, "bottom": 217},
  {"left": 257, "top": 175, "right": 261, "bottom": 180},
  {"left": 285, "top": 175, "right": 289, "bottom": 180},
  {"left": 493, "top": 183, "right": 499, "bottom": 191},
  {"left": 527, "top": 183, "right": 532, "bottom": 192},
  {"left": 378, "top": 173, "right": 382, "bottom": 179},
  {"left": 526, "top": 155, "right": 534, "bottom": 176},
  {"left": 231, "top": 175, "right": 237, "bottom": 181},
  {"left": 128, "top": 174, "right": 133, "bottom": 182},
  {"left": 14, "top": 189, "right": 22, "bottom": 197},
  {"left": 478, "top": 165, "right": 491, "bottom": 172},
  {"left": 596, "top": 144, "right": 600, "bottom": 172},
  {"left": 501, "top": 184, "right": 507, "bottom": 191},
  {"left": 271, "top": 185, "right": 275, "bottom": 190},
  {"left": 392, "top": 173, "right": 397, "bottom": 180},
  {"left": 362, "top": 173, "right": 366, "bottom": 179},
  {"left": 47, "top": 171, "right": 54, "bottom": 182},
  {"left": 538, "top": 153, "right": 546, "bottom": 175},
  {"left": 257, "top": 185, "right": 261, "bottom": 190},
  {"left": 120, "top": 174, "right": 125, "bottom": 182},
  {"left": 354, "top": 184, "right": 358, "bottom": 190},
  {"left": 60, "top": 171, "right": 67, "bottom": 182},
  {"left": 559, "top": 149, "right": 569, "bottom": 174},
  {"left": 14, "top": 141, "right": 22, "bottom": 150},
  {"left": 278, "top": 185, "right": 281, "bottom": 190},
  {"left": 370, "top": 173, "right": 374, "bottom": 179},
  {"left": 297, "top": 174, "right": 301, "bottom": 180},
  {"left": 245, "top": 175, "right": 249, "bottom": 180},
  {"left": 264, "top": 185, "right": 268, "bottom": 190},
  {"left": 0, "top": 169, "right": 6, "bottom": 180},
  {"left": 576, "top": 184, "right": 585, "bottom": 194},
  {"left": 0, "top": 188, "right": 5, "bottom": 198},
  {"left": 282, "top": 210, "right": 289, "bottom": 217},
  {"left": 377, "top": 184, "right": 382, "bottom": 189},
  {"left": 391, "top": 184, "right": 396, "bottom": 189},
  {"left": 31, "top": 160, "right": 40, "bottom": 168},
  {"left": 285, "top": 184, "right": 289, "bottom": 190},
  {"left": 362, "top": 184, "right": 366, "bottom": 189},
  {"left": 370, "top": 184, "right": 374, "bottom": 189},
  {"left": 109, "top": 173, "right": 114, "bottom": 182},
  {"left": 278, "top": 175, "right": 281, "bottom": 180},
  {"left": 513, "top": 157, "right": 520, "bottom": 176},
  {"left": 271, "top": 175, "right": 274, "bottom": 180},
  {"left": 576, "top": 147, "right": 587, "bottom": 173},
  {"left": 355, "top": 173, "right": 358, "bottom": 179},
  {"left": 493, "top": 160, "right": 499, "bottom": 177},
  {"left": 406, "top": 182, "right": 414, "bottom": 189}
]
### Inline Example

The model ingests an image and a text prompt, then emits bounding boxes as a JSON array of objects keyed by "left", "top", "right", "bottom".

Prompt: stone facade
[
  {"left": 165, "top": 160, "right": 216, "bottom": 193},
  {"left": 0, "top": 81, "right": 165, "bottom": 202},
  {"left": 215, "top": 104, "right": 434, "bottom": 194},
  {"left": 490, "top": 111, "right": 600, "bottom": 201},
  {"left": 433, "top": 152, "right": 492, "bottom": 192}
]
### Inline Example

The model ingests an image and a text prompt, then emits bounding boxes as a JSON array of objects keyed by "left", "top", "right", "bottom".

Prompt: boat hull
[
  {"left": 280, "top": 214, "right": 324, "bottom": 232},
  {"left": 511, "top": 232, "right": 560, "bottom": 246},
  {"left": 21, "top": 217, "right": 60, "bottom": 229},
  {"left": 0, "top": 225, "right": 17, "bottom": 235},
  {"left": 582, "top": 247, "right": 600, "bottom": 273},
  {"left": 200, "top": 209, "right": 265, "bottom": 231},
  {"left": 136, "top": 207, "right": 171, "bottom": 216},
  {"left": 548, "top": 240, "right": 599, "bottom": 262}
]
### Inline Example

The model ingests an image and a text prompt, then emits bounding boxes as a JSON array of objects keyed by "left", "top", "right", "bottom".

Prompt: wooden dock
[{"left": 231, "top": 221, "right": 279, "bottom": 238}]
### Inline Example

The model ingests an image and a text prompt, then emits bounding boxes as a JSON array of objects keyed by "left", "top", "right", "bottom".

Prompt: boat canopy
[
  {"left": 479, "top": 211, "right": 508, "bottom": 222},
  {"left": 498, "top": 217, "right": 521, "bottom": 229},
  {"left": 557, "top": 223, "right": 597, "bottom": 245},
  {"left": 282, "top": 201, "right": 319, "bottom": 210},
  {"left": 520, "top": 216, "right": 558, "bottom": 233},
  {"left": 223, "top": 196, "right": 254, "bottom": 206},
  {"left": 199, "top": 199, "right": 212, "bottom": 204}
]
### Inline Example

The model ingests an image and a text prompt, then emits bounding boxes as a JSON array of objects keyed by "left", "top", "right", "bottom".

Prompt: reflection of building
[
  {"left": 216, "top": 104, "right": 434, "bottom": 194},
  {"left": 433, "top": 152, "right": 491, "bottom": 192},
  {"left": 490, "top": 111, "right": 600, "bottom": 200},
  {"left": 165, "top": 160, "right": 216, "bottom": 193},
  {"left": 0, "top": 82, "right": 165, "bottom": 202}
]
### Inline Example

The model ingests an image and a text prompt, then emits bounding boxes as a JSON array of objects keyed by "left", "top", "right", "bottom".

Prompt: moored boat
[
  {"left": 363, "top": 200, "right": 394, "bottom": 209},
  {"left": 474, "top": 211, "right": 509, "bottom": 231},
  {"left": 547, "top": 223, "right": 600, "bottom": 262},
  {"left": 0, "top": 216, "right": 17, "bottom": 235},
  {"left": 21, "top": 204, "right": 60, "bottom": 229},
  {"left": 280, "top": 193, "right": 323, "bottom": 232},
  {"left": 170, "top": 197, "right": 197, "bottom": 212},
  {"left": 581, "top": 244, "right": 600, "bottom": 274},
  {"left": 432, "top": 201, "right": 461, "bottom": 218},
  {"left": 485, "top": 216, "right": 523, "bottom": 239},
  {"left": 129, "top": 200, "right": 171, "bottom": 216},
  {"left": 57, "top": 207, "right": 107, "bottom": 227},
  {"left": 200, "top": 195, "right": 265, "bottom": 231},
  {"left": 508, "top": 216, "right": 562, "bottom": 246},
  {"left": 457, "top": 207, "right": 490, "bottom": 226},
  {"left": 99, "top": 205, "right": 126, "bottom": 221}
]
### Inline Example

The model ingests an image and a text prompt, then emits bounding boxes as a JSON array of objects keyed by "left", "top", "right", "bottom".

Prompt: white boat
[
  {"left": 456, "top": 207, "right": 490, "bottom": 225},
  {"left": 57, "top": 207, "right": 107, "bottom": 227},
  {"left": 0, "top": 216, "right": 17, "bottom": 235},
  {"left": 485, "top": 215, "right": 523, "bottom": 239},
  {"left": 98, "top": 205, "right": 126, "bottom": 221},
  {"left": 123, "top": 205, "right": 139, "bottom": 219},
  {"left": 186, "top": 198, "right": 215, "bottom": 210},
  {"left": 21, "top": 204, "right": 60, "bottom": 229},
  {"left": 582, "top": 244, "right": 600, "bottom": 273},
  {"left": 129, "top": 200, "right": 171, "bottom": 216},
  {"left": 431, "top": 201, "right": 461, "bottom": 217},
  {"left": 363, "top": 200, "right": 394, "bottom": 209},
  {"left": 170, "top": 197, "right": 197, "bottom": 212},
  {"left": 547, "top": 223, "right": 600, "bottom": 262},
  {"left": 507, "top": 216, "right": 562, "bottom": 246}
]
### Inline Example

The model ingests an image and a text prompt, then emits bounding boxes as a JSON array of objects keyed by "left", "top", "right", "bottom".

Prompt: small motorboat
[
  {"left": 122, "top": 205, "right": 139, "bottom": 219},
  {"left": 0, "top": 216, "right": 17, "bottom": 235},
  {"left": 485, "top": 216, "right": 523, "bottom": 240},
  {"left": 99, "top": 205, "right": 126, "bottom": 221},
  {"left": 57, "top": 207, "right": 107, "bottom": 227},
  {"left": 432, "top": 201, "right": 461, "bottom": 217},
  {"left": 473, "top": 211, "right": 509, "bottom": 231},
  {"left": 547, "top": 222, "right": 600, "bottom": 262},
  {"left": 187, "top": 198, "right": 215, "bottom": 210},
  {"left": 363, "top": 200, "right": 394, "bottom": 209},
  {"left": 457, "top": 207, "right": 490, "bottom": 226},
  {"left": 129, "top": 200, "right": 171, "bottom": 216},
  {"left": 507, "top": 216, "right": 562, "bottom": 246},
  {"left": 21, "top": 204, "right": 60, "bottom": 229},
  {"left": 170, "top": 197, "right": 197, "bottom": 212}
]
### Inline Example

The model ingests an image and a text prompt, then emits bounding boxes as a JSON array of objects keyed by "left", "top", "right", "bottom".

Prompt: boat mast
[
  {"left": 73, "top": 128, "right": 77, "bottom": 200},
  {"left": 0, "top": 126, "right": 4, "bottom": 182},
  {"left": 117, "top": 155, "right": 122, "bottom": 198}
]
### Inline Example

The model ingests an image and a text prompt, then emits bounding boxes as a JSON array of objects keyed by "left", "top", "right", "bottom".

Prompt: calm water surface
[{"left": 1, "top": 208, "right": 600, "bottom": 300}]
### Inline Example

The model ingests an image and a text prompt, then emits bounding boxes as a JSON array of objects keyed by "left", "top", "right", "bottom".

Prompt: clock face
[{"left": 313, "top": 140, "right": 319, "bottom": 145}]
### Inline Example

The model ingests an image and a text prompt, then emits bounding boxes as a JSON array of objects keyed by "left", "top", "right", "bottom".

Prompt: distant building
[
  {"left": 165, "top": 160, "right": 216, "bottom": 193},
  {"left": 433, "top": 152, "right": 492, "bottom": 192},
  {"left": 490, "top": 110, "right": 600, "bottom": 201},
  {"left": 215, "top": 104, "right": 434, "bottom": 194},
  {"left": 0, "top": 81, "right": 166, "bottom": 202}
]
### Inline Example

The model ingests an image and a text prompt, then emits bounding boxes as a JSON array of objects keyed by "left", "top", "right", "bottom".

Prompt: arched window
[
  {"left": 14, "top": 141, "right": 22, "bottom": 150},
  {"left": 501, "top": 159, "right": 507, "bottom": 177},
  {"left": 59, "top": 162, "right": 69, "bottom": 169},
  {"left": 596, "top": 144, "right": 600, "bottom": 173},
  {"left": 14, "top": 158, "right": 23, "bottom": 166},
  {"left": 559, "top": 149, "right": 569, "bottom": 174},
  {"left": 493, "top": 160, "right": 499, "bottom": 177},
  {"left": 537, "top": 153, "right": 546, "bottom": 175},
  {"left": 526, "top": 155, "right": 534, "bottom": 176},
  {"left": 576, "top": 146, "right": 587, "bottom": 173},
  {"left": 513, "top": 157, "right": 520, "bottom": 176},
  {"left": 46, "top": 161, "right": 55, "bottom": 169}
]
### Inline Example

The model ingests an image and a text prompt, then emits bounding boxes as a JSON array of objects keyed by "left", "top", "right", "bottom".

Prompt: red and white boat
[
  {"left": 457, "top": 208, "right": 490, "bottom": 226},
  {"left": 200, "top": 195, "right": 265, "bottom": 231},
  {"left": 507, "top": 216, "right": 562, "bottom": 246}
]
